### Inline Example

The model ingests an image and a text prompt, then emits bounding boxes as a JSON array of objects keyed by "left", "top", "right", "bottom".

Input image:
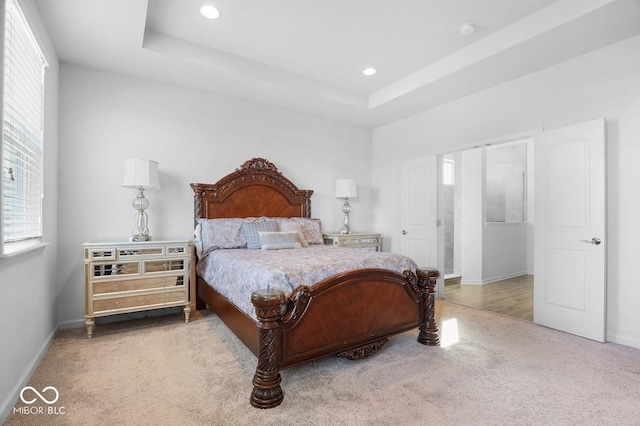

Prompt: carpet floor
[{"left": 5, "top": 301, "right": 640, "bottom": 426}]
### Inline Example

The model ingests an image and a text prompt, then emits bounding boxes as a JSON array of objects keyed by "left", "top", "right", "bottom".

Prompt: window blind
[{"left": 2, "top": 0, "right": 46, "bottom": 250}]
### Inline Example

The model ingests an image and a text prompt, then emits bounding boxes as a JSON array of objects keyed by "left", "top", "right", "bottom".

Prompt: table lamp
[
  {"left": 335, "top": 178, "right": 357, "bottom": 234},
  {"left": 122, "top": 158, "right": 160, "bottom": 241}
]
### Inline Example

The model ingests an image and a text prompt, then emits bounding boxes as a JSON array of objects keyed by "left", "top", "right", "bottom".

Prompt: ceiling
[{"left": 35, "top": 0, "right": 640, "bottom": 128}]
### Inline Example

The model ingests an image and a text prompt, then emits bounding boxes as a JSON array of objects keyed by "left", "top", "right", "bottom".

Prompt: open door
[
  {"left": 400, "top": 156, "right": 441, "bottom": 296},
  {"left": 534, "top": 118, "right": 606, "bottom": 341}
]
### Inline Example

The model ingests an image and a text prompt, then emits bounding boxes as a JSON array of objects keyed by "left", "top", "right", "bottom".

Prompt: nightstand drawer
[
  {"left": 93, "top": 291, "right": 186, "bottom": 313},
  {"left": 143, "top": 259, "right": 186, "bottom": 274},
  {"left": 86, "top": 248, "right": 116, "bottom": 261},
  {"left": 166, "top": 244, "right": 189, "bottom": 256},
  {"left": 322, "top": 233, "right": 382, "bottom": 251},
  {"left": 91, "top": 262, "right": 140, "bottom": 278},
  {"left": 338, "top": 237, "right": 379, "bottom": 246},
  {"left": 117, "top": 246, "right": 164, "bottom": 259},
  {"left": 93, "top": 276, "right": 181, "bottom": 295}
]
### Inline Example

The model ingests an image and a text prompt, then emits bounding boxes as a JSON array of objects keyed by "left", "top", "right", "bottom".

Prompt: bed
[{"left": 190, "top": 158, "right": 440, "bottom": 409}]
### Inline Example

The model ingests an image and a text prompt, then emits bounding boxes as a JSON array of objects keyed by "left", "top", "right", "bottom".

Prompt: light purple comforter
[{"left": 196, "top": 245, "right": 417, "bottom": 320}]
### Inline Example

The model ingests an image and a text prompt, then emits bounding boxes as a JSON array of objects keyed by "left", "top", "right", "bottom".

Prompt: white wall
[
  {"left": 460, "top": 148, "right": 483, "bottom": 284},
  {"left": 56, "top": 63, "right": 373, "bottom": 325},
  {"left": 0, "top": 0, "right": 59, "bottom": 421},
  {"left": 483, "top": 223, "right": 528, "bottom": 283},
  {"left": 526, "top": 141, "right": 535, "bottom": 274},
  {"left": 372, "top": 35, "right": 640, "bottom": 349}
]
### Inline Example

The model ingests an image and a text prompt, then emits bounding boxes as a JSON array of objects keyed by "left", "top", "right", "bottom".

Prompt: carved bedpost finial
[
  {"left": 239, "top": 158, "right": 279, "bottom": 173},
  {"left": 250, "top": 289, "right": 285, "bottom": 409},
  {"left": 416, "top": 268, "right": 440, "bottom": 346}
]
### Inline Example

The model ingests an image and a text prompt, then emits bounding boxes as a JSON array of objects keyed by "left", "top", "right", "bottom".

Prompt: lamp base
[
  {"left": 340, "top": 198, "right": 352, "bottom": 234},
  {"left": 129, "top": 188, "right": 152, "bottom": 242}
]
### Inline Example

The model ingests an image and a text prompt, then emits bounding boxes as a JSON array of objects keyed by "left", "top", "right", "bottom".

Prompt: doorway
[{"left": 441, "top": 140, "right": 534, "bottom": 321}]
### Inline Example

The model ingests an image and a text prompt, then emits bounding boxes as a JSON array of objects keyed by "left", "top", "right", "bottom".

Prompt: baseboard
[
  {"left": 461, "top": 279, "right": 484, "bottom": 285},
  {"left": 0, "top": 324, "right": 59, "bottom": 424},
  {"left": 606, "top": 332, "right": 640, "bottom": 350},
  {"left": 58, "top": 318, "right": 85, "bottom": 330},
  {"left": 481, "top": 271, "right": 529, "bottom": 285},
  {"left": 444, "top": 275, "right": 461, "bottom": 286},
  {"left": 456, "top": 272, "right": 529, "bottom": 286},
  {"left": 59, "top": 307, "right": 184, "bottom": 332}
]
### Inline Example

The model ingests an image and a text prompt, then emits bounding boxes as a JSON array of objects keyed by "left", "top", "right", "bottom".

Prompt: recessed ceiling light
[
  {"left": 200, "top": 5, "right": 220, "bottom": 19},
  {"left": 362, "top": 68, "right": 377, "bottom": 76},
  {"left": 459, "top": 23, "right": 476, "bottom": 36}
]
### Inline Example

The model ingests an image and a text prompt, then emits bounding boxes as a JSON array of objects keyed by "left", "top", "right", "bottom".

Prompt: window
[
  {"left": 485, "top": 141, "right": 528, "bottom": 223},
  {"left": 443, "top": 159, "right": 454, "bottom": 186},
  {"left": 1, "top": 0, "right": 47, "bottom": 255}
]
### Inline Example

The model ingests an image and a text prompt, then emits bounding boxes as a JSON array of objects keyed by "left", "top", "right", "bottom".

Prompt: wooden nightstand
[
  {"left": 323, "top": 233, "right": 382, "bottom": 251},
  {"left": 82, "top": 239, "right": 194, "bottom": 338}
]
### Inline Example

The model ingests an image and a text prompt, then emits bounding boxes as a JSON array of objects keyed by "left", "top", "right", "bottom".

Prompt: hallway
[{"left": 444, "top": 275, "right": 533, "bottom": 321}]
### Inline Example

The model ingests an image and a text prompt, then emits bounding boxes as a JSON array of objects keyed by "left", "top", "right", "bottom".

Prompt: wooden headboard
[{"left": 190, "top": 158, "right": 313, "bottom": 224}]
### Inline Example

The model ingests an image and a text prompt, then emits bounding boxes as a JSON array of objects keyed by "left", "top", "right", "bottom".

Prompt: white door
[
  {"left": 534, "top": 118, "right": 606, "bottom": 341},
  {"left": 400, "top": 156, "right": 441, "bottom": 295}
]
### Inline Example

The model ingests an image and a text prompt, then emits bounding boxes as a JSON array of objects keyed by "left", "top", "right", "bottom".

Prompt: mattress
[{"left": 196, "top": 245, "right": 417, "bottom": 319}]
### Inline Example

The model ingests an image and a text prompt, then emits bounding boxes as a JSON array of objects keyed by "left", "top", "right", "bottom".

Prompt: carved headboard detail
[{"left": 190, "top": 158, "right": 313, "bottom": 224}]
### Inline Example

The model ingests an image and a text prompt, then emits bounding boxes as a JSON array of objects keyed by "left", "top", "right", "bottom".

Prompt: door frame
[
  {"left": 436, "top": 122, "right": 606, "bottom": 341},
  {"left": 436, "top": 129, "right": 540, "bottom": 300}
]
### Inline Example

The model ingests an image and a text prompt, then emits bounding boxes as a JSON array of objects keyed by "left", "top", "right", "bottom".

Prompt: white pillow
[
  {"left": 278, "top": 221, "right": 309, "bottom": 247},
  {"left": 258, "top": 231, "right": 302, "bottom": 250},
  {"left": 267, "top": 217, "right": 323, "bottom": 244}
]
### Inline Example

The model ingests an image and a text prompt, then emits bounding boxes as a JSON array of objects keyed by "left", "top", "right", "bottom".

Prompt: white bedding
[{"left": 196, "top": 245, "right": 417, "bottom": 320}]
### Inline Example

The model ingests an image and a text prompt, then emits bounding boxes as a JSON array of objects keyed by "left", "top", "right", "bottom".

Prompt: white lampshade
[
  {"left": 335, "top": 179, "right": 357, "bottom": 198},
  {"left": 122, "top": 158, "right": 161, "bottom": 189}
]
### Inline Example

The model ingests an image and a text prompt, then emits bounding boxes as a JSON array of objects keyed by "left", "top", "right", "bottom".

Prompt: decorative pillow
[
  {"left": 243, "top": 220, "right": 279, "bottom": 249},
  {"left": 197, "top": 217, "right": 263, "bottom": 256},
  {"left": 198, "top": 218, "right": 246, "bottom": 254},
  {"left": 292, "top": 218, "right": 323, "bottom": 244},
  {"left": 258, "top": 231, "right": 302, "bottom": 250},
  {"left": 278, "top": 220, "right": 309, "bottom": 247},
  {"left": 267, "top": 217, "right": 324, "bottom": 245}
]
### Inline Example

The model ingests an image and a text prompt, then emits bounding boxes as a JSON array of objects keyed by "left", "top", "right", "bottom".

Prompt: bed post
[
  {"left": 250, "top": 289, "right": 285, "bottom": 409},
  {"left": 416, "top": 268, "right": 440, "bottom": 346}
]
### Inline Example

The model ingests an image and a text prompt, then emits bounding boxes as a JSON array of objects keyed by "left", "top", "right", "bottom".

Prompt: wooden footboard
[{"left": 250, "top": 267, "right": 439, "bottom": 409}]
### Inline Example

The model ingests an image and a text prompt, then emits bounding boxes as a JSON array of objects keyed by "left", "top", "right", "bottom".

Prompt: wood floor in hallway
[{"left": 444, "top": 274, "right": 533, "bottom": 322}]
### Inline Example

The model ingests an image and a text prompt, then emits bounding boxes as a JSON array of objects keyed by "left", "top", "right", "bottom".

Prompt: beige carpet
[{"left": 5, "top": 301, "right": 640, "bottom": 426}]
